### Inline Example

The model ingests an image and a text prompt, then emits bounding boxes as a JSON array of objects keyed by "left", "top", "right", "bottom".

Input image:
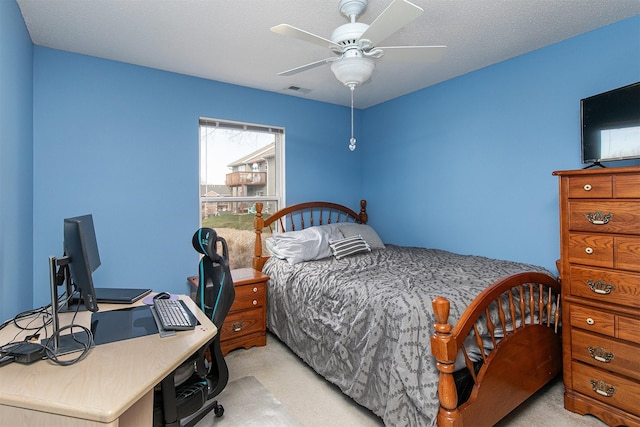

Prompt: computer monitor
[
  {"left": 43, "top": 214, "right": 100, "bottom": 355},
  {"left": 63, "top": 215, "right": 100, "bottom": 313}
]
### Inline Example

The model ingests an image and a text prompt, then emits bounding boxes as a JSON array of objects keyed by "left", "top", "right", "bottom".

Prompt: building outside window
[{"left": 199, "top": 118, "right": 284, "bottom": 268}]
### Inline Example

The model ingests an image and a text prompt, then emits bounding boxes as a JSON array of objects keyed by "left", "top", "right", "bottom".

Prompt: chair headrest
[{"left": 192, "top": 228, "right": 220, "bottom": 261}]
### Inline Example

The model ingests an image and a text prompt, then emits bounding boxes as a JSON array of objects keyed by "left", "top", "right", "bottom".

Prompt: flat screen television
[{"left": 581, "top": 82, "right": 640, "bottom": 167}]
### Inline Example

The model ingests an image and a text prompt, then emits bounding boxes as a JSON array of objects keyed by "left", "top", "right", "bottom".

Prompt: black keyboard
[{"left": 153, "top": 299, "right": 197, "bottom": 331}]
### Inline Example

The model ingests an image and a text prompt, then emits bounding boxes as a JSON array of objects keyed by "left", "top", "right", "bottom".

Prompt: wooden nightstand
[{"left": 188, "top": 268, "right": 269, "bottom": 355}]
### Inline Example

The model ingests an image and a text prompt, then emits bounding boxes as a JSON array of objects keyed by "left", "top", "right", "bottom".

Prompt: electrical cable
[{"left": 42, "top": 301, "right": 94, "bottom": 366}]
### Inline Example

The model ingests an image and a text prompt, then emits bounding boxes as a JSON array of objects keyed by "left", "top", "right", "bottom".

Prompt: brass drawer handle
[
  {"left": 585, "top": 211, "right": 612, "bottom": 225},
  {"left": 584, "top": 184, "right": 592, "bottom": 191},
  {"left": 587, "top": 279, "right": 615, "bottom": 295},
  {"left": 590, "top": 379, "right": 615, "bottom": 397},
  {"left": 588, "top": 346, "right": 615, "bottom": 363},
  {"left": 585, "top": 247, "right": 594, "bottom": 255},
  {"left": 232, "top": 322, "right": 243, "bottom": 332}
]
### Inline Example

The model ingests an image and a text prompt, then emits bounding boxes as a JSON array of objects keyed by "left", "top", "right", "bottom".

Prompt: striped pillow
[{"left": 329, "top": 235, "right": 371, "bottom": 260}]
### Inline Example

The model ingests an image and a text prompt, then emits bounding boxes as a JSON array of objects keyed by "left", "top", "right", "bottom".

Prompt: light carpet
[
  {"left": 196, "top": 334, "right": 606, "bottom": 427},
  {"left": 195, "top": 375, "right": 303, "bottom": 427}
]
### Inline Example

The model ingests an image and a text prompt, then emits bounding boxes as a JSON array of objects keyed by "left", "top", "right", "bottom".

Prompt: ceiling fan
[{"left": 271, "top": 0, "right": 446, "bottom": 151}]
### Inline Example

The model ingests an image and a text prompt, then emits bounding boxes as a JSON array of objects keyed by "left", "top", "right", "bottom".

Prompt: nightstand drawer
[
  {"left": 572, "top": 361, "right": 640, "bottom": 416},
  {"left": 570, "top": 305, "right": 614, "bottom": 337},
  {"left": 569, "top": 266, "right": 640, "bottom": 310},
  {"left": 571, "top": 329, "right": 640, "bottom": 381},
  {"left": 230, "top": 282, "right": 265, "bottom": 311},
  {"left": 569, "top": 201, "right": 640, "bottom": 235},
  {"left": 221, "top": 307, "right": 265, "bottom": 340}
]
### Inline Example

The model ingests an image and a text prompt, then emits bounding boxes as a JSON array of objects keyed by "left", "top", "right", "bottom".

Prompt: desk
[{"left": 0, "top": 296, "right": 217, "bottom": 426}]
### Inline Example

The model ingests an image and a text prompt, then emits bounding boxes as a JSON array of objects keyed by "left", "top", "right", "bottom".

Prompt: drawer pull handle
[
  {"left": 588, "top": 346, "right": 615, "bottom": 363},
  {"left": 587, "top": 279, "right": 615, "bottom": 295},
  {"left": 252, "top": 300, "right": 258, "bottom": 306},
  {"left": 590, "top": 379, "right": 615, "bottom": 397},
  {"left": 232, "top": 322, "right": 243, "bottom": 332},
  {"left": 584, "top": 184, "right": 592, "bottom": 191},
  {"left": 253, "top": 287, "right": 258, "bottom": 293},
  {"left": 585, "top": 247, "right": 593, "bottom": 255},
  {"left": 586, "top": 318, "right": 595, "bottom": 325},
  {"left": 585, "top": 211, "right": 612, "bottom": 225}
]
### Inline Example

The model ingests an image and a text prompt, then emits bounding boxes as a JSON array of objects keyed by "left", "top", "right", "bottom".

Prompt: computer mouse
[{"left": 153, "top": 292, "right": 171, "bottom": 301}]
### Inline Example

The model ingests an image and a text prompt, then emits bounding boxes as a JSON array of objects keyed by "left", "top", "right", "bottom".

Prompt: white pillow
[
  {"left": 329, "top": 235, "right": 371, "bottom": 259},
  {"left": 337, "top": 223, "right": 385, "bottom": 249},
  {"left": 267, "top": 225, "right": 342, "bottom": 265}
]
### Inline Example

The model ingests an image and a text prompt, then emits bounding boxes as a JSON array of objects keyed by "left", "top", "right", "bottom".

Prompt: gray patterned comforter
[{"left": 263, "top": 245, "right": 552, "bottom": 426}]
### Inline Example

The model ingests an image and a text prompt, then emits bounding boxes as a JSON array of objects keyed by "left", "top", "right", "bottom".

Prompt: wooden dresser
[
  {"left": 188, "top": 267, "right": 269, "bottom": 355},
  {"left": 553, "top": 166, "right": 640, "bottom": 427}
]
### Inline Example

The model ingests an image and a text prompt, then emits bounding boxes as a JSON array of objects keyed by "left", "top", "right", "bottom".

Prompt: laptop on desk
[{"left": 94, "top": 287, "right": 152, "bottom": 304}]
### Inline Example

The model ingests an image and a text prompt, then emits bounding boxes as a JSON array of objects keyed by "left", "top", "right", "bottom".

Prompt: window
[{"left": 199, "top": 118, "right": 284, "bottom": 269}]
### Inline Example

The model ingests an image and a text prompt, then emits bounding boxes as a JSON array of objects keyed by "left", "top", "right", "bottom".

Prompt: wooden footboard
[{"left": 431, "top": 272, "right": 562, "bottom": 427}]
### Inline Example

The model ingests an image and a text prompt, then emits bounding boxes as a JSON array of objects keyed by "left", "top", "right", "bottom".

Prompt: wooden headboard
[{"left": 252, "top": 200, "right": 368, "bottom": 271}]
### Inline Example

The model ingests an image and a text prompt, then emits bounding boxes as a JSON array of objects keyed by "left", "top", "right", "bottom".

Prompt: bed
[{"left": 252, "top": 200, "right": 561, "bottom": 427}]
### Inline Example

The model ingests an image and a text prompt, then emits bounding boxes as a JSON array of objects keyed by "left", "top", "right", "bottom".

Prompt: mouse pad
[
  {"left": 142, "top": 294, "right": 179, "bottom": 305},
  {"left": 90, "top": 306, "right": 158, "bottom": 345}
]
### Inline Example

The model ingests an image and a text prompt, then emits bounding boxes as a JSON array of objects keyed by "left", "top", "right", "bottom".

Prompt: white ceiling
[{"left": 16, "top": 0, "right": 640, "bottom": 109}]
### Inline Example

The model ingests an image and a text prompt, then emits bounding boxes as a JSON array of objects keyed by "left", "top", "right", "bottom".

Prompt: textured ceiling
[{"left": 16, "top": 0, "right": 640, "bottom": 108}]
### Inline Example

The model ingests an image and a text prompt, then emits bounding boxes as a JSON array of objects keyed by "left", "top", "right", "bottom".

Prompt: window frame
[{"left": 198, "top": 116, "right": 285, "bottom": 223}]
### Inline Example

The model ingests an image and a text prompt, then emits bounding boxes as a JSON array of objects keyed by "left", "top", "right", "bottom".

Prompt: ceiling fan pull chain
[{"left": 349, "top": 85, "right": 356, "bottom": 151}]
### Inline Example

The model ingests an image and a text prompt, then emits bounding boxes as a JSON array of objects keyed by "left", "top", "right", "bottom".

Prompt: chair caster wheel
[{"left": 213, "top": 401, "right": 224, "bottom": 417}]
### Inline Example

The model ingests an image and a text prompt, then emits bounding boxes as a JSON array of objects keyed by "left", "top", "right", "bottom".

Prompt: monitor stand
[
  {"left": 42, "top": 256, "right": 93, "bottom": 356},
  {"left": 583, "top": 161, "right": 607, "bottom": 169},
  {"left": 43, "top": 328, "right": 93, "bottom": 356}
]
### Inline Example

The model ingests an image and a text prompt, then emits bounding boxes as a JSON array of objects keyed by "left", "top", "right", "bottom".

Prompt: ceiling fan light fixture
[{"left": 330, "top": 55, "right": 374, "bottom": 88}]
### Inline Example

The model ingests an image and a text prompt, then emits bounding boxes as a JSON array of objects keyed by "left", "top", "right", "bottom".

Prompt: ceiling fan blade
[
  {"left": 271, "top": 24, "right": 341, "bottom": 50},
  {"left": 359, "top": 0, "right": 423, "bottom": 46},
  {"left": 380, "top": 45, "right": 447, "bottom": 62},
  {"left": 277, "top": 57, "right": 339, "bottom": 76}
]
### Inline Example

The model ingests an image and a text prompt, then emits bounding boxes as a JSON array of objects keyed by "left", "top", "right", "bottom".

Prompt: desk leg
[{"left": 118, "top": 389, "right": 153, "bottom": 426}]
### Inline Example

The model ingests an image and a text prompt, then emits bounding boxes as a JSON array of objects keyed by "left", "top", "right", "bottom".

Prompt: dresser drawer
[
  {"left": 221, "top": 307, "right": 265, "bottom": 340},
  {"left": 618, "top": 315, "right": 640, "bottom": 345},
  {"left": 569, "top": 266, "right": 640, "bottom": 310},
  {"left": 570, "top": 305, "right": 614, "bottom": 337},
  {"left": 571, "top": 361, "right": 640, "bottom": 416},
  {"left": 615, "top": 173, "right": 640, "bottom": 198},
  {"left": 616, "top": 236, "right": 640, "bottom": 273},
  {"left": 568, "top": 175, "right": 612, "bottom": 198},
  {"left": 571, "top": 329, "right": 640, "bottom": 381},
  {"left": 568, "top": 234, "right": 640, "bottom": 272},
  {"left": 568, "top": 233, "right": 613, "bottom": 268},
  {"left": 230, "top": 282, "right": 265, "bottom": 311},
  {"left": 569, "top": 201, "right": 640, "bottom": 235}
]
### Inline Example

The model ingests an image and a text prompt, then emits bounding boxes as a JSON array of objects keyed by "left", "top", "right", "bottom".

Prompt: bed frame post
[
  {"left": 253, "top": 202, "right": 265, "bottom": 271},
  {"left": 359, "top": 199, "right": 368, "bottom": 224},
  {"left": 431, "top": 297, "right": 461, "bottom": 427}
]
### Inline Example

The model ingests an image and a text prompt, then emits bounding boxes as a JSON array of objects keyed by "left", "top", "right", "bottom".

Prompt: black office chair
[{"left": 154, "top": 228, "right": 235, "bottom": 427}]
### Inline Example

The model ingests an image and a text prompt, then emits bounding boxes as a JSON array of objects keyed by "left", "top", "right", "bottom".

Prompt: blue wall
[
  {"left": 362, "top": 16, "right": 640, "bottom": 272},
  {"left": 1, "top": 8, "right": 639, "bottom": 321},
  {"left": 31, "top": 48, "right": 362, "bottom": 309},
  {"left": 0, "top": 0, "right": 34, "bottom": 322}
]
